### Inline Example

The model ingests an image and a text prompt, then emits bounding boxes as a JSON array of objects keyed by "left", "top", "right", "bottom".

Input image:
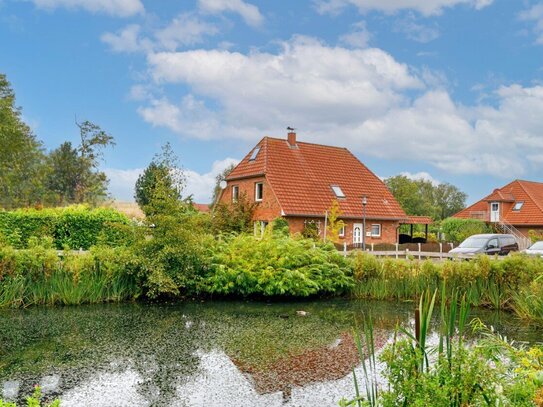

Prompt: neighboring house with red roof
[
  {"left": 193, "top": 203, "right": 210, "bottom": 213},
  {"left": 453, "top": 179, "right": 543, "bottom": 247},
  {"left": 216, "top": 131, "right": 409, "bottom": 245}
]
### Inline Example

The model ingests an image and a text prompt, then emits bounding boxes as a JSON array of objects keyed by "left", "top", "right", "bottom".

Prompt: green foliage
[
  {"left": 0, "top": 243, "right": 141, "bottom": 308},
  {"left": 0, "top": 386, "right": 59, "bottom": 407},
  {"left": 135, "top": 143, "right": 186, "bottom": 217},
  {"left": 204, "top": 233, "right": 353, "bottom": 297},
  {"left": 211, "top": 163, "right": 235, "bottom": 205},
  {"left": 302, "top": 220, "right": 320, "bottom": 240},
  {"left": 341, "top": 290, "right": 543, "bottom": 407},
  {"left": 326, "top": 199, "right": 345, "bottom": 243},
  {"left": 385, "top": 175, "right": 467, "bottom": 221},
  {"left": 271, "top": 217, "right": 290, "bottom": 237},
  {"left": 211, "top": 192, "right": 257, "bottom": 234},
  {"left": 0, "top": 73, "right": 114, "bottom": 209},
  {"left": 441, "top": 217, "right": 492, "bottom": 243},
  {"left": 0, "top": 205, "right": 132, "bottom": 249},
  {"left": 351, "top": 252, "right": 543, "bottom": 321},
  {"left": 0, "top": 74, "right": 47, "bottom": 209}
]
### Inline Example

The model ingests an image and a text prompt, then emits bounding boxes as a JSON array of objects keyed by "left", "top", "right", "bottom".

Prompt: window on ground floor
[
  {"left": 370, "top": 224, "right": 381, "bottom": 237},
  {"left": 254, "top": 220, "right": 269, "bottom": 237},
  {"left": 339, "top": 225, "right": 345, "bottom": 238},
  {"left": 232, "top": 185, "right": 239, "bottom": 202}
]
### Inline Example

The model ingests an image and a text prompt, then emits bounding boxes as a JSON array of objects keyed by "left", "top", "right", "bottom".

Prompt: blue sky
[{"left": 1, "top": 0, "right": 543, "bottom": 204}]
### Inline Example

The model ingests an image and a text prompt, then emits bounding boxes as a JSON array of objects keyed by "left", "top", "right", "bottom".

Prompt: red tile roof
[
  {"left": 454, "top": 180, "right": 543, "bottom": 225},
  {"left": 193, "top": 203, "right": 210, "bottom": 213},
  {"left": 227, "top": 136, "right": 407, "bottom": 220}
]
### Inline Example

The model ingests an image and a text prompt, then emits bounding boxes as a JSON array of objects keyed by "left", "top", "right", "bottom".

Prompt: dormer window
[
  {"left": 331, "top": 185, "right": 345, "bottom": 198},
  {"left": 249, "top": 146, "right": 260, "bottom": 161},
  {"left": 513, "top": 201, "right": 524, "bottom": 211}
]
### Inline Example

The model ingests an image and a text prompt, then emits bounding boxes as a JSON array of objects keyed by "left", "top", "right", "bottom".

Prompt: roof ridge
[
  {"left": 265, "top": 136, "right": 348, "bottom": 151},
  {"left": 517, "top": 180, "right": 543, "bottom": 214}
]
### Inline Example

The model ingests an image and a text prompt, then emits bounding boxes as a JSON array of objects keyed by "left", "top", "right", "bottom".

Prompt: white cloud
[
  {"left": 315, "top": 0, "right": 493, "bottom": 16},
  {"left": 198, "top": 0, "right": 263, "bottom": 27},
  {"left": 185, "top": 158, "right": 239, "bottom": 203},
  {"left": 101, "top": 14, "right": 218, "bottom": 53},
  {"left": 134, "top": 36, "right": 543, "bottom": 179},
  {"left": 339, "top": 21, "right": 372, "bottom": 48},
  {"left": 400, "top": 171, "right": 440, "bottom": 185},
  {"left": 105, "top": 168, "right": 143, "bottom": 201},
  {"left": 519, "top": 3, "right": 543, "bottom": 45},
  {"left": 394, "top": 13, "right": 440, "bottom": 43},
  {"left": 31, "top": 0, "right": 144, "bottom": 17},
  {"left": 101, "top": 24, "right": 151, "bottom": 53},
  {"left": 154, "top": 13, "right": 219, "bottom": 50},
  {"left": 105, "top": 158, "right": 239, "bottom": 203}
]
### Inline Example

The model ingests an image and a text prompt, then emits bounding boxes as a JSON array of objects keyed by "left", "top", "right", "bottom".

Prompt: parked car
[
  {"left": 523, "top": 241, "right": 543, "bottom": 256},
  {"left": 449, "top": 234, "right": 518, "bottom": 256}
]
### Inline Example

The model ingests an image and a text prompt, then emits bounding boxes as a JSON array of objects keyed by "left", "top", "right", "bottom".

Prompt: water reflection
[{"left": 1, "top": 299, "right": 541, "bottom": 406}]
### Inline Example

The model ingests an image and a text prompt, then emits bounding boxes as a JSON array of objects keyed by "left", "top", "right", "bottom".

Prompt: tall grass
[
  {"left": 340, "top": 288, "right": 541, "bottom": 406},
  {"left": 351, "top": 252, "right": 543, "bottom": 321},
  {"left": 0, "top": 246, "right": 140, "bottom": 308}
]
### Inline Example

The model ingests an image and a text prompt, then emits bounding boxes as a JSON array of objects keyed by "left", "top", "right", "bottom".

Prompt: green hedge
[
  {"left": 0, "top": 206, "right": 132, "bottom": 250},
  {"left": 440, "top": 217, "right": 492, "bottom": 243}
]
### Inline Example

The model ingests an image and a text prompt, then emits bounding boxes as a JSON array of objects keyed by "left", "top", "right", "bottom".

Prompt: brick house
[
  {"left": 216, "top": 131, "right": 409, "bottom": 245},
  {"left": 453, "top": 179, "right": 543, "bottom": 247}
]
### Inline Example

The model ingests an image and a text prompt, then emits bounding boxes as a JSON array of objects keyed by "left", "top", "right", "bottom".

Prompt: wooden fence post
[
  {"left": 396, "top": 243, "right": 399, "bottom": 259},
  {"left": 418, "top": 243, "right": 421, "bottom": 260}
]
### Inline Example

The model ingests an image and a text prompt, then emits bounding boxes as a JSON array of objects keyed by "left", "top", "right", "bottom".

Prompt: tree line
[{"left": 0, "top": 73, "right": 114, "bottom": 209}]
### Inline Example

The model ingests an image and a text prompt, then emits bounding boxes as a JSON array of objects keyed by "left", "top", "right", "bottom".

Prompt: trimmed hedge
[{"left": 0, "top": 206, "right": 132, "bottom": 250}]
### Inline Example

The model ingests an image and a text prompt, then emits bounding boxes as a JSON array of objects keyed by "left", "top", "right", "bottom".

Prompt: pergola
[{"left": 400, "top": 216, "right": 433, "bottom": 242}]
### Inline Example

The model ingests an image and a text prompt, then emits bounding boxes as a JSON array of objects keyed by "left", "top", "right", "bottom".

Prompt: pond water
[{"left": 1, "top": 299, "right": 542, "bottom": 406}]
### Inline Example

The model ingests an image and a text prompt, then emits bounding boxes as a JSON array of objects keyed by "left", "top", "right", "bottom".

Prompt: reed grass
[{"left": 351, "top": 252, "right": 543, "bottom": 321}]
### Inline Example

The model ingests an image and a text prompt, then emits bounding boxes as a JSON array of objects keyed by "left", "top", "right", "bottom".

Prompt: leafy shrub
[
  {"left": 0, "top": 386, "right": 59, "bottom": 407},
  {"left": 441, "top": 217, "right": 491, "bottom": 243},
  {"left": 0, "top": 205, "right": 132, "bottom": 249},
  {"left": 204, "top": 233, "right": 353, "bottom": 297},
  {"left": 271, "top": 217, "right": 290, "bottom": 237}
]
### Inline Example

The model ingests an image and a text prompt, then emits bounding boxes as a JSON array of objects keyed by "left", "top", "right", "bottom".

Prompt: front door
[
  {"left": 490, "top": 202, "right": 500, "bottom": 222},
  {"left": 353, "top": 223, "right": 363, "bottom": 245}
]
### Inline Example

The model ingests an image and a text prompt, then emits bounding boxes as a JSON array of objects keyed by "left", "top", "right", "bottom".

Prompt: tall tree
[
  {"left": 135, "top": 143, "right": 186, "bottom": 216},
  {"left": 385, "top": 175, "right": 467, "bottom": 221},
  {"left": 45, "top": 121, "right": 115, "bottom": 206},
  {"left": 0, "top": 74, "right": 47, "bottom": 209}
]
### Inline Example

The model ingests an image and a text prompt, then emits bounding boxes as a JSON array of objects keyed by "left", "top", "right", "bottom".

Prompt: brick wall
[
  {"left": 220, "top": 176, "right": 282, "bottom": 222},
  {"left": 286, "top": 216, "right": 400, "bottom": 244}
]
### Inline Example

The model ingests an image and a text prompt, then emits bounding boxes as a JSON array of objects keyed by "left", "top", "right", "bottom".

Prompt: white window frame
[
  {"left": 253, "top": 220, "right": 268, "bottom": 237},
  {"left": 370, "top": 224, "right": 381, "bottom": 237},
  {"left": 513, "top": 201, "right": 524, "bottom": 211},
  {"left": 339, "top": 225, "right": 345, "bottom": 238},
  {"left": 255, "top": 182, "right": 263, "bottom": 202},
  {"left": 232, "top": 185, "right": 239, "bottom": 203},
  {"left": 331, "top": 185, "right": 345, "bottom": 198}
]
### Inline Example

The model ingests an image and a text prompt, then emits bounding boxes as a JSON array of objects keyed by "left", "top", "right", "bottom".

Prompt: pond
[{"left": 1, "top": 299, "right": 542, "bottom": 406}]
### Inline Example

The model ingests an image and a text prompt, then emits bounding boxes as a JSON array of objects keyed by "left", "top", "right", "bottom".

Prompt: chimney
[{"left": 287, "top": 131, "right": 297, "bottom": 147}]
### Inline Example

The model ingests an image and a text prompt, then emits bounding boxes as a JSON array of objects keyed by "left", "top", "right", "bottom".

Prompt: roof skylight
[
  {"left": 513, "top": 201, "right": 524, "bottom": 211},
  {"left": 249, "top": 146, "right": 260, "bottom": 161},
  {"left": 331, "top": 185, "right": 345, "bottom": 198}
]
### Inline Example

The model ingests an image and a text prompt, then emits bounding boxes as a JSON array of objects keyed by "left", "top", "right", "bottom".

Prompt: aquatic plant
[
  {"left": 0, "top": 386, "right": 59, "bottom": 407},
  {"left": 340, "top": 289, "right": 543, "bottom": 406},
  {"left": 351, "top": 251, "right": 543, "bottom": 321}
]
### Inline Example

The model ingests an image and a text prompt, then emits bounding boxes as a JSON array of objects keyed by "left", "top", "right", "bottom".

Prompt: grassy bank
[
  {"left": 3, "top": 224, "right": 543, "bottom": 325},
  {"left": 0, "top": 245, "right": 140, "bottom": 307},
  {"left": 352, "top": 252, "right": 543, "bottom": 321}
]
